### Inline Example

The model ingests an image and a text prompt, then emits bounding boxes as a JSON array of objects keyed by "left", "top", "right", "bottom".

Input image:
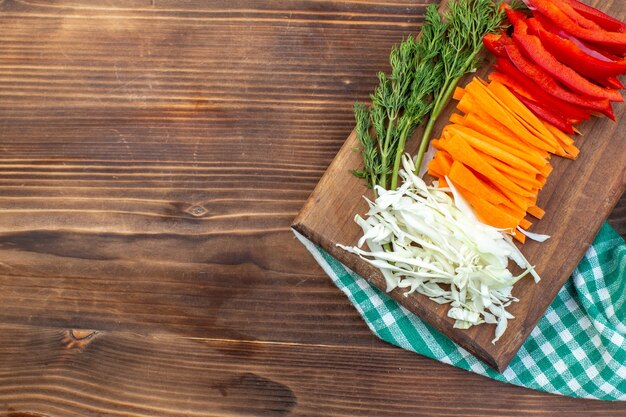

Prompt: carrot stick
[
  {"left": 427, "top": 157, "right": 446, "bottom": 178},
  {"left": 448, "top": 161, "right": 507, "bottom": 206},
  {"left": 454, "top": 183, "right": 520, "bottom": 230},
  {"left": 445, "top": 124, "right": 545, "bottom": 171},
  {"left": 535, "top": 174, "right": 548, "bottom": 189},
  {"left": 527, "top": 205, "right": 545, "bottom": 219},
  {"left": 498, "top": 199, "right": 528, "bottom": 219},
  {"left": 453, "top": 87, "right": 466, "bottom": 101},
  {"left": 435, "top": 151, "right": 453, "bottom": 174},
  {"left": 544, "top": 121, "right": 575, "bottom": 145},
  {"left": 477, "top": 79, "right": 562, "bottom": 151},
  {"left": 463, "top": 112, "right": 550, "bottom": 160},
  {"left": 539, "top": 163, "right": 553, "bottom": 177},
  {"left": 520, "top": 218, "right": 532, "bottom": 230},
  {"left": 463, "top": 80, "right": 557, "bottom": 153},
  {"left": 457, "top": 92, "right": 476, "bottom": 115},
  {"left": 449, "top": 113, "right": 466, "bottom": 125},
  {"left": 438, "top": 134, "right": 537, "bottom": 197},
  {"left": 513, "top": 231, "right": 527, "bottom": 244},
  {"left": 486, "top": 80, "right": 557, "bottom": 143},
  {"left": 492, "top": 181, "right": 535, "bottom": 212},
  {"left": 473, "top": 149, "right": 543, "bottom": 191},
  {"left": 545, "top": 122, "right": 580, "bottom": 159}
]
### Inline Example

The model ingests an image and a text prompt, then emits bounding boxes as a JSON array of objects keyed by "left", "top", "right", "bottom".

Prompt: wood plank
[
  {"left": 293, "top": 0, "right": 626, "bottom": 371},
  {"left": 1, "top": 323, "right": 625, "bottom": 417},
  {"left": 0, "top": 0, "right": 432, "bottom": 345}
]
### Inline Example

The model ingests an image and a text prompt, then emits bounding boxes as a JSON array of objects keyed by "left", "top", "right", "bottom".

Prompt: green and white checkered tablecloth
[{"left": 294, "top": 222, "right": 626, "bottom": 400}]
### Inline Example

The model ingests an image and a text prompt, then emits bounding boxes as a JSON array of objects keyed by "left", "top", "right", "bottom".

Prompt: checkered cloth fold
[{"left": 294, "top": 222, "right": 625, "bottom": 400}]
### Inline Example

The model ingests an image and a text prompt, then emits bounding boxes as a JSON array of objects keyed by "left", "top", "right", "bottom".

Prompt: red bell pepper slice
[
  {"left": 509, "top": 12, "right": 624, "bottom": 102},
  {"left": 603, "top": 76, "right": 625, "bottom": 90},
  {"left": 504, "top": 5, "right": 526, "bottom": 26},
  {"left": 483, "top": 33, "right": 508, "bottom": 58},
  {"left": 532, "top": 13, "right": 621, "bottom": 62},
  {"left": 526, "top": 17, "right": 626, "bottom": 79},
  {"left": 559, "top": 0, "right": 626, "bottom": 33},
  {"left": 502, "top": 39, "right": 616, "bottom": 120},
  {"left": 548, "top": 0, "right": 602, "bottom": 32},
  {"left": 490, "top": 62, "right": 590, "bottom": 123},
  {"left": 512, "top": 91, "right": 576, "bottom": 135},
  {"left": 524, "top": 0, "right": 626, "bottom": 53}
]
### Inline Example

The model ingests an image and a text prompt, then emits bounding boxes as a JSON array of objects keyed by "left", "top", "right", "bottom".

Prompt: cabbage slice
[{"left": 339, "top": 155, "right": 538, "bottom": 343}]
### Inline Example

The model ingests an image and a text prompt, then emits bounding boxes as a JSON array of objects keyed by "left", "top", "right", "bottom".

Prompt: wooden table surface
[{"left": 1, "top": 0, "right": 624, "bottom": 416}]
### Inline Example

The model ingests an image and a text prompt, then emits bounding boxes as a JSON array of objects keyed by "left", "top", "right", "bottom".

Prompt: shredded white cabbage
[
  {"left": 517, "top": 226, "right": 551, "bottom": 243},
  {"left": 339, "top": 155, "right": 538, "bottom": 343}
]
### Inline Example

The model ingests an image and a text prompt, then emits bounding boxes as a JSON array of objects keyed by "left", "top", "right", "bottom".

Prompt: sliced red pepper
[
  {"left": 547, "top": 0, "right": 602, "bottom": 32},
  {"left": 502, "top": 39, "right": 616, "bottom": 120},
  {"left": 513, "top": 91, "right": 576, "bottom": 134},
  {"left": 604, "top": 76, "right": 625, "bottom": 90},
  {"left": 533, "top": 13, "right": 622, "bottom": 62},
  {"left": 483, "top": 33, "right": 508, "bottom": 58},
  {"left": 586, "top": 75, "right": 626, "bottom": 90},
  {"left": 526, "top": 17, "right": 626, "bottom": 79},
  {"left": 489, "top": 65, "right": 589, "bottom": 124},
  {"left": 525, "top": 0, "right": 626, "bottom": 53},
  {"left": 559, "top": 0, "right": 626, "bottom": 33},
  {"left": 510, "top": 15, "right": 624, "bottom": 102},
  {"left": 504, "top": 5, "right": 526, "bottom": 26}
]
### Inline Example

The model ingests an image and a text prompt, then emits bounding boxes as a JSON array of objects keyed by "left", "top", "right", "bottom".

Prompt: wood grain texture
[
  {"left": 1, "top": 323, "right": 626, "bottom": 417},
  {"left": 0, "top": 0, "right": 429, "bottom": 345},
  {"left": 293, "top": 0, "right": 626, "bottom": 371},
  {"left": 0, "top": 0, "right": 624, "bottom": 415}
]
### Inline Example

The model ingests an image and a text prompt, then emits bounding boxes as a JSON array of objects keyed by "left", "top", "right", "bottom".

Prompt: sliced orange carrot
[
  {"left": 480, "top": 79, "right": 561, "bottom": 152},
  {"left": 438, "top": 134, "right": 536, "bottom": 198},
  {"left": 544, "top": 121, "right": 575, "bottom": 145},
  {"left": 535, "top": 175, "right": 548, "bottom": 188},
  {"left": 520, "top": 218, "right": 532, "bottom": 230},
  {"left": 448, "top": 161, "right": 507, "bottom": 206},
  {"left": 553, "top": 135, "right": 580, "bottom": 159},
  {"left": 463, "top": 80, "right": 557, "bottom": 153},
  {"left": 499, "top": 196, "right": 528, "bottom": 217},
  {"left": 456, "top": 92, "right": 476, "bottom": 115},
  {"left": 498, "top": 199, "right": 527, "bottom": 220},
  {"left": 449, "top": 112, "right": 466, "bottom": 125},
  {"left": 445, "top": 124, "right": 544, "bottom": 173},
  {"left": 539, "top": 163, "right": 553, "bottom": 177},
  {"left": 453, "top": 87, "right": 466, "bottom": 101},
  {"left": 427, "top": 158, "right": 446, "bottom": 178},
  {"left": 468, "top": 106, "right": 552, "bottom": 158},
  {"left": 527, "top": 205, "right": 545, "bottom": 219},
  {"left": 462, "top": 112, "right": 550, "bottom": 160},
  {"left": 486, "top": 80, "right": 558, "bottom": 146},
  {"left": 513, "top": 231, "right": 527, "bottom": 244},
  {"left": 434, "top": 150, "right": 453, "bottom": 174},
  {"left": 492, "top": 181, "right": 535, "bottom": 212},
  {"left": 455, "top": 183, "right": 519, "bottom": 230},
  {"left": 473, "top": 149, "right": 543, "bottom": 191}
]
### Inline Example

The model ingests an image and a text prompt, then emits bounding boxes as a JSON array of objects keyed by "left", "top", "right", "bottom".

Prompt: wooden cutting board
[{"left": 292, "top": 0, "right": 626, "bottom": 371}]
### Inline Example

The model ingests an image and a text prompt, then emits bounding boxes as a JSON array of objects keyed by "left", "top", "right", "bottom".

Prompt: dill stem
[
  {"left": 379, "top": 112, "right": 396, "bottom": 189},
  {"left": 390, "top": 122, "right": 412, "bottom": 190},
  {"left": 413, "top": 75, "right": 461, "bottom": 174}
]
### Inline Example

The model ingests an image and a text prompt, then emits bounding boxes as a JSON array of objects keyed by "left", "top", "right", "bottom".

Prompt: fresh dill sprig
[
  {"left": 414, "top": 0, "right": 507, "bottom": 172},
  {"left": 352, "top": 0, "right": 507, "bottom": 191}
]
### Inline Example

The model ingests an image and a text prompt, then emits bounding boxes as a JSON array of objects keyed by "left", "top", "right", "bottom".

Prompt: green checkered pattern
[{"left": 294, "top": 222, "right": 626, "bottom": 400}]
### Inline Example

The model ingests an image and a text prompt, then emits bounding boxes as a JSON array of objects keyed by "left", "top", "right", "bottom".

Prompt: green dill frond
[{"left": 352, "top": 0, "right": 507, "bottom": 190}]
